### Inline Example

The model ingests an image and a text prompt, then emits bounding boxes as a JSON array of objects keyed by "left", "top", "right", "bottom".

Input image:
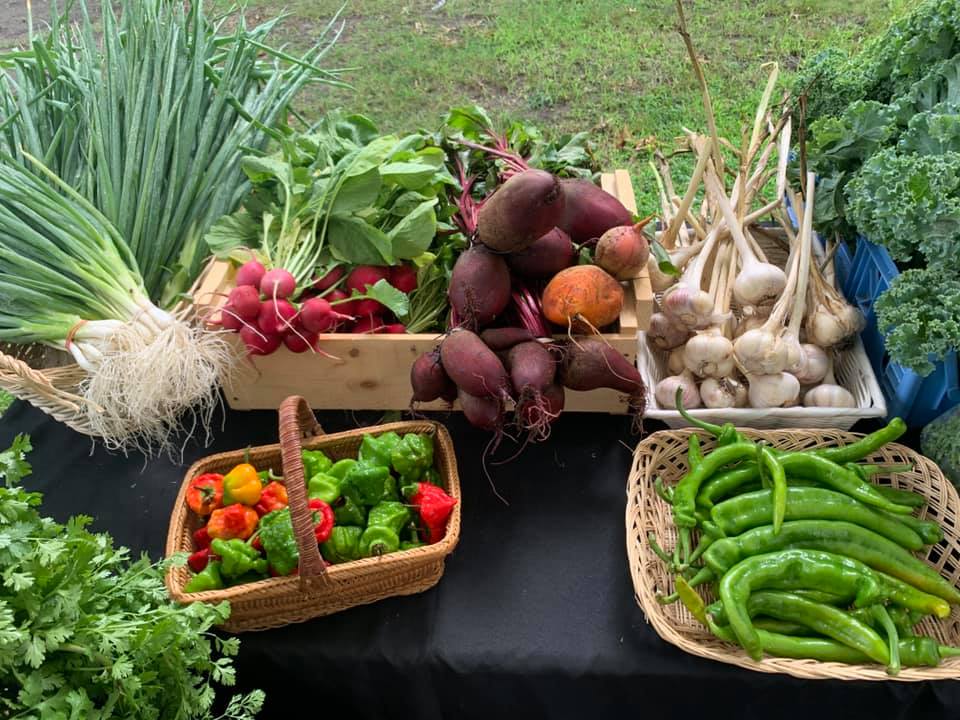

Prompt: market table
[{"left": 2, "top": 399, "right": 958, "bottom": 720}]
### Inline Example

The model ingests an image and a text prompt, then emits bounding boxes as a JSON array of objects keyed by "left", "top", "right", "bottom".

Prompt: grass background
[{"left": 219, "top": 0, "right": 911, "bottom": 212}]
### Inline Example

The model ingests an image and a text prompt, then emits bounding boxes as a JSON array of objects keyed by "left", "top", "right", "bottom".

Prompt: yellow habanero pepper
[{"left": 222, "top": 463, "right": 262, "bottom": 506}]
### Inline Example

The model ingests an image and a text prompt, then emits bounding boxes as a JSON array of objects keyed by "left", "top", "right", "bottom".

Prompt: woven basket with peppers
[{"left": 181, "top": 432, "right": 457, "bottom": 593}]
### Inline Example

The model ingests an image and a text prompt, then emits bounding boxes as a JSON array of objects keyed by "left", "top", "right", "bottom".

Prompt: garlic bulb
[
  {"left": 648, "top": 312, "right": 691, "bottom": 350},
  {"left": 667, "top": 347, "right": 686, "bottom": 375},
  {"left": 684, "top": 330, "right": 735, "bottom": 378},
  {"left": 792, "top": 344, "right": 829, "bottom": 384},
  {"left": 733, "top": 328, "right": 788, "bottom": 375},
  {"left": 701, "top": 376, "right": 748, "bottom": 409},
  {"left": 661, "top": 283, "right": 717, "bottom": 330},
  {"left": 748, "top": 373, "right": 800, "bottom": 408},
  {"left": 804, "top": 384, "right": 855, "bottom": 408},
  {"left": 655, "top": 370, "right": 701, "bottom": 409}
]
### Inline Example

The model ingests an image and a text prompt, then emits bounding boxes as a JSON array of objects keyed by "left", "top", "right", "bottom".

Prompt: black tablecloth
[{"left": 2, "top": 400, "right": 958, "bottom": 720}]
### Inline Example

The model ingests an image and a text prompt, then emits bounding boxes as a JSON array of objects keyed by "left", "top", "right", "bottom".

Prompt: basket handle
[{"left": 278, "top": 395, "right": 328, "bottom": 581}]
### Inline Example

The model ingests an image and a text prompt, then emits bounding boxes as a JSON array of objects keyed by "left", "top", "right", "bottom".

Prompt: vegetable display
[
  {"left": 797, "top": 0, "right": 960, "bottom": 376},
  {"left": 650, "top": 400, "right": 960, "bottom": 673},
  {"left": 0, "top": 0, "right": 344, "bottom": 451},
  {"left": 180, "top": 432, "right": 456, "bottom": 590},
  {"left": 0, "top": 435, "right": 264, "bottom": 718}
]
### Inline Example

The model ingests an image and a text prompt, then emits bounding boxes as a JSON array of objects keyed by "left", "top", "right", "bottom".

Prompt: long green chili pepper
[
  {"left": 697, "top": 464, "right": 761, "bottom": 509},
  {"left": 813, "top": 418, "right": 907, "bottom": 464},
  {"left": 778, "top": 453, "right": 914, "bottom": 515},
  {"left": 676, "top": 388, "right": 744, "bottom": 445},
  {"left": 719, "top": 549, "right": 884, "bottom": 660},
  {"left": 876, "top": 571, "right": 952, "bottom": 618},
  {"left": 676, "top": 575, "right": 708, "bottom": 625},
  {"left": 758, "top": 446, "right": 787, "bottom": 534},
  {"left": 791, "top": 589, "right": 849, "bottom": 605},
  {"left": 702, "top": 520, "right": 960, "bottom": 605},
  {"left": 656, "top": 565, "right": 715, "bottom": 605},
  {"left": 871, "top": 605, "right": 901, "bottom": 675},
  {"left": 707, "top": 618, "right": 960, "bottom": 667},
  {"left": 849, "top": 606, "right": 921, "bottom": 638},
  {"left": 710, "top": 487, "right": 926, "bottom": 551},
  {"left": 707, "top": 601, "right": 821, "bottom": 635},
  {"left": 871, "top": 484, "right": 925, "bottom": 508},
  {"left": 672, "top": 442, "right": 758, "bottom": 528},
  {"left": 688, "top": 433, "right": 703, "bottom": 469},
  {"left": 879, "top": 509, "right": 943, "bottom": 545}
]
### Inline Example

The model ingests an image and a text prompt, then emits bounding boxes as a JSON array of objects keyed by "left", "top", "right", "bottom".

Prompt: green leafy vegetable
[
  {"left": 875, "top": 266, "right": 960, "bottom": 376},
  {"left": 0, "top": 436, "right": 262, "bottom": 718}
]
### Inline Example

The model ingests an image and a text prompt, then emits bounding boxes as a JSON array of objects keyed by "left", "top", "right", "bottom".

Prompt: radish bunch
[{"left": 217, "top": 260, "right": 417, "bottom": 356}]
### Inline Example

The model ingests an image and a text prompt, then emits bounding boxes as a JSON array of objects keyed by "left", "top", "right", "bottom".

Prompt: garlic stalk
[
  {"left": 683, "top": 243, "right": 734, "bottom": 378},
  {"left": 648, "top": 240, "right": 705, "bottom": 293},
  {"left": 780, "top": 171, "right": 817, "bottom": 374}
]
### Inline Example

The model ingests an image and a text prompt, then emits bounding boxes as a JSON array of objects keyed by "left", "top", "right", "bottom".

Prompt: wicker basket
[
  {"left": 165, "top": 396, "right": 462, "bottom": 632},
  {"left": 638, "top": 228, "right": 887, "bottom": 430},
  {"left": 626, "top": 427, "right": 960, "bottom": 681}
]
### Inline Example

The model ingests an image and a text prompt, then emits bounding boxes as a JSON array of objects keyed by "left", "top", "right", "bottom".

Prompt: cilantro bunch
[{"left": 0, "top": 435, "right": 263, "bottom": 719}]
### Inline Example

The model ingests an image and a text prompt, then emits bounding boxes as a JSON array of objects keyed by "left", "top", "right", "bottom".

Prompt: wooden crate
[{"left": 194, "top": 170, "right": 653, "bottom": 413}]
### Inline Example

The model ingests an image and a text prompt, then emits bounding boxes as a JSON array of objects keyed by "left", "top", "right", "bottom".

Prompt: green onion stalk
[{"left": 0, "top": 0, "right": 347, "bottom": 452}]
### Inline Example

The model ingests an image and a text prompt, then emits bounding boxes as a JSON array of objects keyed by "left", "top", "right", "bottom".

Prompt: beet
[
  {"left": 506, "top": 227, "right": 575, "bottom": 278},
  {"left": 558, "top": 336, "right": 646, "bottom": 417},
  {"left": 558, "top": 179, "right": 632, "bottom": 243},
  {"left": 479, "top": 327, "right": 536, "bottom": 351},
  {"left": 477, "top": 169, "right": 565, "bottom": 253},
  {"left": 448, "top": 246, "right": 511, "bottom": 329},
  {"left": 439, "top": 328, "right": 511, "bottom": 401},
  {"left": 507, "top": 341, "right": 555, "bottom": 394},
  {"left": 410, "top": 349, "right": 455, "bottom": 402},
  {"left": 458, "top": 388, "right": 503, "bottom": 431},
  {"left": 595, "top": 223, "right": 650, "bottom": 280},
  {"left": 517, "top": 383, "right": 565, "bottom": 438}
]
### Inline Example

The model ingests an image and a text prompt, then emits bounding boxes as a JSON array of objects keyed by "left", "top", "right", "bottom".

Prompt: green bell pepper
[
  {"left": 344, "top": 463, "right": 398, "bottom": 506},
  {"left": 367, "top": 501, "right": 412, "bottom": 535},
  {"left": 210, "top": 538, "right": 268, "bottom": 579},
  {"left": 321, "top": 526, "right": 363, "bottom": 564},
  {"left": 184, "top": 560, "right": 224, "bottom": 593},
  {"left": 258, "top": 508, "right": 300, "bottom": 576},
  {"left": 358, "top": 432, "right": 402, "bottom": 469},
  {"left": 391, "top": 433, "right": 434, "bottom": 483},
  {"left": 334, "top": 495, "right": 367, "bottom": 527},
  {"left": 328, "top": 458, "right": 357, "bottom": 480},
  {"left": 302, "top": 449, "right": 333, "bottom": 480},
  {"left": 360, "top": 525, "right": 400, "bottom": 557},
  {"left": 307, "top": 471, "right": 342, "bottom": 504},
  {"left": 400, "top": 540, "right": 425, "bottom": 551},
  {"left": 225, "top": 570, "right": 269, "bottom": 587}
]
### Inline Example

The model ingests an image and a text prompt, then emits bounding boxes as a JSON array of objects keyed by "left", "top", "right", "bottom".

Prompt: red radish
[
  {"left": 477, "top": 169, "right": 565, "bottom": 253},
  {"left": 353, "top": 298, "right": 385, "bottom": 317},
  {"left": 479, "top": 327, "right": 535, "bottom": 351},
  {"left": 260, "top": 268, "right": 296, "bottom": 299},
  {"left": 448, "top": 246, "right": 511, "bottom": 329},
  {"left": 506, "top": 227, "right": 576, "bottom": 279},
  {"left": 507, "top": 341, "right": 557, "bottom": 439},
  {"left": 257, "top": 299, "right": 297, "bottom": 336},
  {"left": 240, "top": 325, "right": 281, "bottom": 355},
  {"left": 390, "top": 264, "right": 418, "bottom": 293},
  {"left": 439, "top": 328, "right": 511, "bottom": 402},
  {"left": 382, "top": 323, "right": 406, "bottom": 334},
  {"left": 458, "top": 388, "right": 503, "bottom": 431},
  {"left": 595, "top": 221, "right": 651, "bottom": 280},
  {"left": 236, "top": 260, "right": 266, "bottom": 288},
  {"left": 558, "top": 336, "right": 646, "bottom": 417},
  {"left": 557, "top": 179, "right": 632, "bottom": 243},
  {"left": 327, "top": 288, "right": 356, "bottom": 319},
  {"left": 353, "top": 315, "right": 385, "bottom": 334},
  {"left": 312, "top": 266, "right": 345, "bottom": 292},
  {"left": 284, "top": 331, "right": 318, "bottom": 353},
  {"left": 345, "top": 266, "right": 390, "bottom": 295},
  {"left": 219, "top": 305, "right": 244, "bottom": 332},
  {"left": 410, "top": 349, "right": 455, "bottom": 403},
  {"left": 300, "top": 297, "right": 352, "bottom": 333},
  {"left": 227, "top": 285, "right": 262, "bottom": 320}
]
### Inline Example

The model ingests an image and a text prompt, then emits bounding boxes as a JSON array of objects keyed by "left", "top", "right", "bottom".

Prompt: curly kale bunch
[
  {"left": 875, "top": 266, "right": 960, "bottom": 377},
  {"left": 0, "top": 435, "right": 264, "bottom": 719}
]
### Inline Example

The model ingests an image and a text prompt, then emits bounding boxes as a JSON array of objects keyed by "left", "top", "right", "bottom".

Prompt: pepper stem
[
  {"left": 676, "top": 387, "right": 725, "bottom": 436},
  {"left": 873, "top": 605, "right": 901, "bottom": 676},
  {"left": 938, "top": 645, "right": 960, "bottom": 658},
  {"left": 648, "top": 532, "right": 675, "bottom": 566},
  {"left": 654, "top": 476, "right": 674, "bottom": 505}
]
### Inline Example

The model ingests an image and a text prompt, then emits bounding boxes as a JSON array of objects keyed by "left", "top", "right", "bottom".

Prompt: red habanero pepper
[
  {"left": 309, "top": 499, "right": 335, "bottom": 543},
  {"left": 193, "top": 526, "right": 212, "bottom": 550},
  {"left": 254, "top": 481, "right": 289, "bottom": 516},
  {"left": 185, "top": 473, "right": 224, "bottom": 516},
  {"left": 188, "top": 547, "right": 218, "bottom": 572},
  {"left": 207, "top": 503, "right": 259, "bottom": 540},
  {"left": 408, "top": 482, "right": 457, "bottom": 543}
]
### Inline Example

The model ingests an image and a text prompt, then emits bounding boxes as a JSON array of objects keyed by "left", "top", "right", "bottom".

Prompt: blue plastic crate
[{"left": 833, "top": 238, "right": 960, "bottom": 427}]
